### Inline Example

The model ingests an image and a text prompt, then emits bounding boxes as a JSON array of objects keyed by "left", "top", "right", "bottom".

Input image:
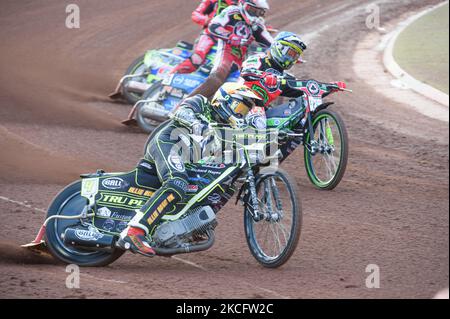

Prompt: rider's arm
[
  {"left": 171, "top": 96, "right": 209, "bottom": 131},
  {"left": 208, "top": 7, "right": 235, "bottom": 40},
  {"left": 252, "top": 21, "right": 274, "bottom": 47},
  {"left": 279, "top": 78, "right": 305, "bottom": 98},
  {"left": 192, "top": 0, "right": 216, "bottom": 28},
  {"left": 240, "top": 55, "right": 266, "bottom": 82}
]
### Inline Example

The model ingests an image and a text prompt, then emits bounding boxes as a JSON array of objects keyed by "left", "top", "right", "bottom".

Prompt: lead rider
[{"left": 117, "top": 84, "right": 263, "bottom": 256}]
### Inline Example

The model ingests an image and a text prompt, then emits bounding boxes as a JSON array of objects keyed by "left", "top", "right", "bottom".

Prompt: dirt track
[{"left": 0, "top": 0, "right": 448, "bottom": 299}]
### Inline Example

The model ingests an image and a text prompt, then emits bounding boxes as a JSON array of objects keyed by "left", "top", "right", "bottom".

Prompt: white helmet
[{"left": 240, "top": 0, "right": 269, "bottom": 24}]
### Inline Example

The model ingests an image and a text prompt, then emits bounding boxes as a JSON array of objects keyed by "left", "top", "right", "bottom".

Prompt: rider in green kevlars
[{"left": 117, "top": 83, "right": 264, "bottom": 256}]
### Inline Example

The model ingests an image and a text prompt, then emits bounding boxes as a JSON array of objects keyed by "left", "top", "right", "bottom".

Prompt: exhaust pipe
[
  {"left": 63, "top": 228, "right": 116, "bottom": 252},
  {"left": 125, "top": 81, "right": 152, "bottom": 94},
  {"left": 109, "top": 72, "right": 150, "bottom": 99},
  {"left": 140, "top": 103, "right": 170, "bottom": 122},
  {"left": 152, "top": 230, "right": 215, "bottom": 256}
]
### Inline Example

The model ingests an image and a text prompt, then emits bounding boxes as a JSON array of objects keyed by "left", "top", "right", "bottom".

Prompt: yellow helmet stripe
[{"left": 279, "top": 40, "right": 304, "bottom": 55}]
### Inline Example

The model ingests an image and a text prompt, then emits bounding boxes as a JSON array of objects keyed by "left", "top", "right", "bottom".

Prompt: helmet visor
[{"left": 246, "top": 4, "right": 267, "bottom": 17}]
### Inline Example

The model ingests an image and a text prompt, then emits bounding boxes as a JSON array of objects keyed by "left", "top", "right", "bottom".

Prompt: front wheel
[
  {"left": 244, "top": 169, "right": 302, "bottom": 268},
  {"left": 304, "top": 109, "right": 348, "bottom": 190},
  {"left": 45, "top": 181, "right": 124, "bottom": 267}
]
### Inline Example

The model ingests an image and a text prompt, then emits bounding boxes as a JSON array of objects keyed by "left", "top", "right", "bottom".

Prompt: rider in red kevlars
[
  {"left": 192, "top": 0, "right": 237, "bottom": 28},
  {"left": 240, "top": 32, "right": 308, "bottom": 107},
  {"left": 172, "top": 0, "right": 238, "bottom": 74},
  {"left": 186, "top": 0, "right": 273, "bottom": 99},
  {"left": 241, "top": 32, "right": 347, "bottom": 107}
]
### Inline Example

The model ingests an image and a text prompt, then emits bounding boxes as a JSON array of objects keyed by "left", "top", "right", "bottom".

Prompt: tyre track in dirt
[{"left": 0, "top": 0, "right": 448, "bottom": 298}]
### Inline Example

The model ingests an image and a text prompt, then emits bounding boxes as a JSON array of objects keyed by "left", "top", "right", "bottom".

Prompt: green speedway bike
[{"left": 24, "top": 126, "right": 302, "bottom": 269}]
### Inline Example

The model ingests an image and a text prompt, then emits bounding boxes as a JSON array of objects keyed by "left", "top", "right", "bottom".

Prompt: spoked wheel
[
  {"left": 136, "top": 82, "right": 165, "bottom": 133},
  {"left": 122, "top": 54, "right": 149, "bottom": 105},
  {"left": 304, "top": 109, "right": 348, "bottom": 190},
  {"left": 45, "top": 181, "right": 124, "bottom": 267},
  {"left": 244, "top": 169, "right": 302, "bottom": 268}
]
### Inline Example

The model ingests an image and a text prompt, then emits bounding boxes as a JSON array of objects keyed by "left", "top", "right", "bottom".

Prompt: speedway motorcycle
[
  {"left": 265, "top": 78, "right": 351, "bottom": 190},
  {"left": 109, "top": 41, "right": 267, "bottom": 132},
  {"left": 23, "top": 127, "right": 302, "bottom": 268},
  {"left": 151, "top": 78, "right": 351, "bottom": 191}
]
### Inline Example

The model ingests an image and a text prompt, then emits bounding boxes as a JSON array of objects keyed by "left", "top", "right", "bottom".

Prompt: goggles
[{"left": 245, "top": 4, "right": 267, "bottom": 17}]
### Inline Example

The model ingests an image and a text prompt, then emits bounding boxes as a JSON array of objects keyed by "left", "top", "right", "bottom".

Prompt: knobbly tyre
[
  {"left": 110, "top": 41, "right": 267, "bottom": 132},
  {"left": 151, "top": 78, "right": 351, "bottom": 190},
  {"left": 23, "top": 125, "right": 302, "bottom": 268}
]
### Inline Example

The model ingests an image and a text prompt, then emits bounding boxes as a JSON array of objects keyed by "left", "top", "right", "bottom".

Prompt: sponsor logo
[
  {"left": 147, "top": 194, "right": 175, "bottom": 225},
  {"left": 97, "top": 207, "right": 112, "bottom": 218},
  {"left": 111, "top": 212, "right": 133, "bottom": 221},
  {"left": 251, "top": 84, "right": 269, "bottom": 104},
  {"left": 173, "top": 179, "right": 188, "bottom": 192},
  {"left": 116, "top": 221, "right": 128, "bottom": 233},
  {"left": 128, "top": 187, "right": 154, "bottom": 197},
  {"left": 234, "top": 22, "right": 250, "bottom": 38},
  {"left": 102, "top": 219, "right": 116, "bottom": 231},
  {"left": 190, "top": 168, "right": 222, "bottom": 176},
  {"left": 168, "top": 154, "right": 185, "bottom": 173},
  {"left": 207, "top": 193, "right": 222, "bottom": 204},
  {"left": 74, "top": 229, "right": 104, "bottom": 241},
  {"left": 102, "top": 177, "right": 127, "bottom": 190},
  {"left": 306, "top": 80, "right": 320, "bottom": 95},
  {"left": 173, "top": 76, "right": 184, "bottom": 86},
  {"left": 189, "top": 176, "right": 211, "bottom": 184},
  {"left": 98, "top": 194, "right": 147, "bottom": 209},
  {"left": 187, "top": 185, "right": 199, "bottom": 193}
]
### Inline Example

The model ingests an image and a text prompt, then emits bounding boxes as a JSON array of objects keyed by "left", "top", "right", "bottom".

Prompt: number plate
[{"left": 308, "top": 96, "right": 323, "bottom": 112}]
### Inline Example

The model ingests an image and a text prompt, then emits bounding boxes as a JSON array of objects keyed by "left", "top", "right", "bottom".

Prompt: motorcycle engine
[{"left": 153, "top": 206, "right": 217, "bottom": 247}]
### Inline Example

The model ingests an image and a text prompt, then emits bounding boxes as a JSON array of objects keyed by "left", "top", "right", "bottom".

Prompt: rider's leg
[
  {"left": 171, "top": 34, "right": 215, "bottom": 74},
  {"left": 118, "top": 129, "right": 189, "bottom": 256},
  {"left": 186, "top": 40, "right": 239, "bottom": 99}
]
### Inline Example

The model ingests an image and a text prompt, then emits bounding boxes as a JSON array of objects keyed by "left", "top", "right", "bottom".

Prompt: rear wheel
[
  {"left": 304, "top": 109, "right": 348, "bottom": 190},
  {"left": 122, "top": 54, "right": 148, "bottom": 105},
  {"left": 45, "top": 181, "right": 124, "bottom": 267},
  {"left": 244, "top": 169, "right": 302, "bottom": 268}
]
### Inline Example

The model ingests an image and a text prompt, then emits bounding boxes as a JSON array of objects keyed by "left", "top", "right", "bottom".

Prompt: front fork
[
  {"left": 241, "top": 170, "right": 283, "bottom": 223},
  {"left": 246, "top": 169, "right": 264, "bottom": 222}
]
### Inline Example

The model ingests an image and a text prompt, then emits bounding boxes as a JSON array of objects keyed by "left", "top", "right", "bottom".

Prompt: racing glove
[{"left": 332, "top": 81, "right": 347, "bottom": 91}]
